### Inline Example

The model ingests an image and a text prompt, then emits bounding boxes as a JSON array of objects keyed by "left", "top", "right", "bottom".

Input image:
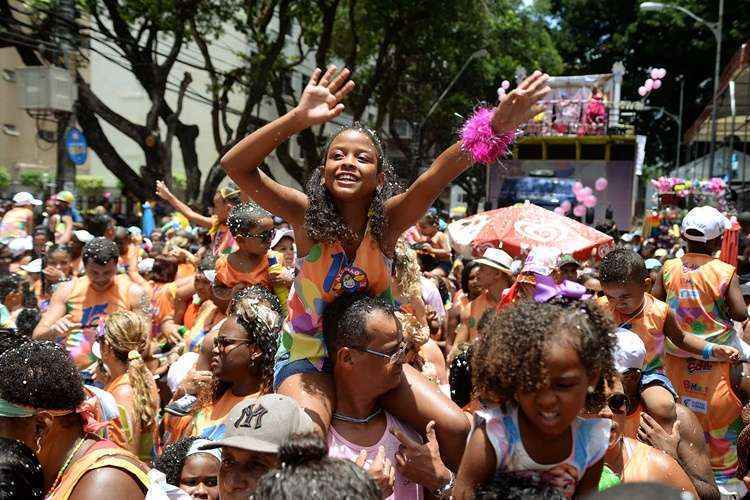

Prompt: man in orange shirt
[{"left": 33, "top": 238, "right": 149, "bottom": 372}]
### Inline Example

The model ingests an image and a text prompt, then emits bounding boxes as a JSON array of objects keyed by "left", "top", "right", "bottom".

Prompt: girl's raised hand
[
  {"left": 295, "top": 66, "right": 356, "bottom": 126},
  {"left": 491, "top": 70, "right": 551, "bottom": 133}
]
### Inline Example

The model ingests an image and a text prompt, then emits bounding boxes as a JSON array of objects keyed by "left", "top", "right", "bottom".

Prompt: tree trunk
[{"left": 177, "top": 123, "right": 201, "bottom": 203}]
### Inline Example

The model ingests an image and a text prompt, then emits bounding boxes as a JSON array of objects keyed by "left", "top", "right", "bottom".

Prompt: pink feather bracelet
[{"left": 459, "top": 107, "right": 517, "bottom": 165}]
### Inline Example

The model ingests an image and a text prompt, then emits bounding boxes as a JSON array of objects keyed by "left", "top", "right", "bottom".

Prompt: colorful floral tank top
[
  {"left": 663, "top": 355, "right": 743, "bottom": 484},
  {"left": 662, "top": 254, "right": 736, "bottom": 357},
  {"left": 63, "top": 275, "right": 133, "bottom": 370},
  {"left": 276, "top": 230, "right": 393, "bottom": 373}
]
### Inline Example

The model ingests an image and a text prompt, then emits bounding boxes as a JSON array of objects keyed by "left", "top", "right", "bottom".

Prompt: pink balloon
[
  {"left": 644, "top": 79, "right": 653, "bottom": 91},
  {"left": 652, "top": 79, "right": 662, "bottom": 90},
  {"left": 581, "top": 187, "right": 592, "bottom": 197},
  {"left": 573, "top": 205, "right": 587, "bottom": 217},
  {"left": 659, "top": 68, "right": 667, "bottom": 79},
  {"left": 638, "top": 86, "right": 648, "bottom": 97},
  {"left": 554, "top": 207, "right": 564, "bottom": 215},
  {"left": 650, "top": 68, "right": 660, "bottom": 80},
  {"left": 575, "top": 191, "right": 586, "bottom": 203},
  {"left": 572, "top": 181, "right": 583, "bottom": 194},
  {"left": 595, "top": 177, "right": 608, "bottom": 191},
  {"left": 583, "top": 195, "right": 598, "bottom": 208},
  {"left": 560, "top": 200, "right": 572, "bottom": 211},
  {"left": 501, "top": 80, "right": 510, "bottom": 90}
]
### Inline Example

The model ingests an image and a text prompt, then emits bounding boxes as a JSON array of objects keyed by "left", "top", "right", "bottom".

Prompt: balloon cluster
[
  {"left": 496, "top": 80, "right": 511, "bottom": 100},
  {"left": 638, "top": 68, "right": 667, "bottom": 97},
  {"left": 554, "top": 177, "right": 608, "bottom": 217}
]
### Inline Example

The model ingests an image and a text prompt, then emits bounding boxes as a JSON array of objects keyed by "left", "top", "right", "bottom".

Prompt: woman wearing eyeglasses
[
  {"left": 164, "top": 286, "right": 280, "bottom": 444},
  {"left": 587, "top": 368, "right": 697, "bottom": 495}
]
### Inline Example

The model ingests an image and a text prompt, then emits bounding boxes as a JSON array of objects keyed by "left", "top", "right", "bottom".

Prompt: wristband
[
  {"left": 702, "top": 343, "right": 714, "bottom": 360},
  {"left": 434, "top": 469, "right": 455, "bottom": 499},
  {"left": 460, "top": 107, "right": 516, "bottom": 165}
]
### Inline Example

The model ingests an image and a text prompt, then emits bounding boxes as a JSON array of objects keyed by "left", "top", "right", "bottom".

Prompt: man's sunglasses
[{"left": 352, "top": 341, "right": 408, "bottom": 365}]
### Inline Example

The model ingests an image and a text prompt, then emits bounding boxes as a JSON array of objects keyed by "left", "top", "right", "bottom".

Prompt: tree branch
[{"left": 77, "top": 77, "right": 147, "bottom": 142}]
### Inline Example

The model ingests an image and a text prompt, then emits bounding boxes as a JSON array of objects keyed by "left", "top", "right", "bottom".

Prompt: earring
[
  {"left": 587, "top": 386, "right": 594, "bottom": 394},
  {"left": 35, "top": 434, "right": 43, "bottom": 455}
]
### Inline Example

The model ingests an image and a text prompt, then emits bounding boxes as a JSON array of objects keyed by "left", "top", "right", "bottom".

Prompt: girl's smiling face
[
  {"left": 516, "top": 333, "right": 598, "bottom": 438},
  {"left": 323, "top": 129, "right": 382, "bottom": 202}
]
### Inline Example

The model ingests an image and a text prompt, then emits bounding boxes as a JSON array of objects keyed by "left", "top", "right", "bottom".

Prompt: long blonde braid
[{"left": 104, "top": 311, "right": 158, "bottom": 427}]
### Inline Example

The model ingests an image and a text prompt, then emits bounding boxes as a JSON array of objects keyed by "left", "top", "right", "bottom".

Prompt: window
[
  {"left": 2, "top": 69, "right": 16, "bottom": 82},
  {"left": 2, "top": 124, "right": 20, "bottom": 137}
]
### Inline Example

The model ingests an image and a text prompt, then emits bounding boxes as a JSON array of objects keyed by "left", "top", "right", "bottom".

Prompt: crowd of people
[{"left": 0, "top": 66, "right": 747, "bottom": 500}]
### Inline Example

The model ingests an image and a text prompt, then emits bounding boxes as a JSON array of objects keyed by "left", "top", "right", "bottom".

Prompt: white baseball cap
[
  {"left": 681, "top": 206, "right": 731, "bottom": 242},
  {"left": 474, "top": 248, "right": 513, "bottom": 276},
  {"left": 271, "top": 228, "right": 294, "bottom": 249},
  {"left": 613, "top": 328, "right": 646, "bottom": 373},
  {"left": 20, "top": 258, "right": 42, "bottom": 273},
  {"left": 73, "top": 230, "right": 95, "bottom": 243},
  {"left": 13, "top": 192, "right": 42, "bottom": 206}
]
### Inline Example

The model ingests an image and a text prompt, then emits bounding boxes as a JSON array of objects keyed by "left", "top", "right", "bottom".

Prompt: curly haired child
[
  {"left": 221, "top": 65, "right": 550, "bottom": 465},
  {"left": 454, "top": 299, "right": 617, "bottom": 498}
]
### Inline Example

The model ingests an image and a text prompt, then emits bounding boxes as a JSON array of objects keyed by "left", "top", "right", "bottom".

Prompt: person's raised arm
[
  {"left": 33, "top": 281, "right": 76, "bottom": 340},
  {"left": 384, "top": 71, "right": 550, "bottom": 244},
  {"left": 156, "top": 181, "right": 214, "bottom": 228},
  {"left": 221, "top": 66, "right": 356, "bottom": 226}
]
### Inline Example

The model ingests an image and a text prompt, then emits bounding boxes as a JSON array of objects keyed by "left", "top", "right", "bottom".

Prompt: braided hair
[{"left": 103, "top": 312, "right": 158, "bottom": 427}]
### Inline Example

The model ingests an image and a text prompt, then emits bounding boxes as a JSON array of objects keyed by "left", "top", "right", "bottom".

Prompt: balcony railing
[{"left": 518, "top": 99, "right": 611, "bottom": 137}]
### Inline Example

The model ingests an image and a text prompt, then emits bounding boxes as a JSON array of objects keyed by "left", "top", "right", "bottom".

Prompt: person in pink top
[{"left": 323, "top": 293, "right": 455, "bottom": 499}]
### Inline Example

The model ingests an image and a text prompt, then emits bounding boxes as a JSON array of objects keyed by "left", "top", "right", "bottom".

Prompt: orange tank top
[
  {"left": 47, "top": 439, "right": 150, "bottom": 499},
  {"left": 597, "top": 294, "right": 668, "bottom": 372},
  {"left": 64, "top": 275, "right": 133, "bottom": 369},
  {"left": 662, "top": 254, "right": 736, "bottom": 355},
  {"left": 663, "top": 354, "right": 743, "bottom": 484},
  {"left": 215, "top": 251, "right": 279, "bottom": 290},
  {"left": 104, "top": 373, "right": 161, "bottom": 463}
]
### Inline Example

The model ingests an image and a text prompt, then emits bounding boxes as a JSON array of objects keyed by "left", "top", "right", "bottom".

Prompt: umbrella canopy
[{"left": 447, "top": 202, "right": 614, "bottom": 260}]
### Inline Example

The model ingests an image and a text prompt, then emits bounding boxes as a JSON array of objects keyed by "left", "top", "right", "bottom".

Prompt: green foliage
[
  {"left": 173, "top": 173, "right": 186, "bottom": 190},
  {"left": 0, "top": 166, "right": 11, "bottom": 191},
  {"left": 75, "top": 175, "right": 104, "bottom": 195},
  {"left": 19, "top": 171, "right": 44, "bottom": 190}
]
